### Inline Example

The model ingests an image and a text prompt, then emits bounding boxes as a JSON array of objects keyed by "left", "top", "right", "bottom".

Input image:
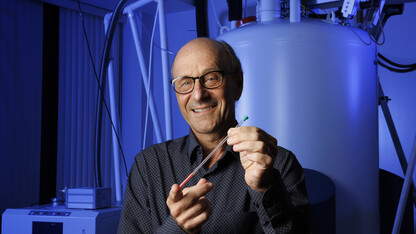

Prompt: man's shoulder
[
  {"left": 276, "top": 145, "right": 295, "bottom": 158},
  {"left": 134, "top": 135, "right": 189, "bottom": 160},
  {"left": 275, "top": 145, "right": 302, "bottom": 169}
]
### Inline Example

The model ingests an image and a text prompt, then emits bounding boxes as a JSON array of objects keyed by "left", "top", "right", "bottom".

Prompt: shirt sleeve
[
  {"left": 247, "top": 149, "right": 313, "bottom": 234},
  {"left": 117, "top": 154, "right": 184, "bottom": 234}
]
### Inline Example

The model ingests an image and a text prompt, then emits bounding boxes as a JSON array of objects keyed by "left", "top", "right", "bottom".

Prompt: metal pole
[
  {"left": 123, "top": 0, "right": 155, "bottom": 14},
  {"left": 379, "top": 81, "right": 416, "bottom": 207},
  {"left": 290, "top": 0, "right": 301, "bottom": 22},
  {"left": 392, "top": 135, "right": 416, "bottom": 234},
  {"left": 104, "top": 13, "right": 122, "bottom": 204},
  {"left": 127, "top": 9, "right": 163, "bottom": 143},
  {"left": 156, "top": 0, "right": 173, "bottom": 140}
]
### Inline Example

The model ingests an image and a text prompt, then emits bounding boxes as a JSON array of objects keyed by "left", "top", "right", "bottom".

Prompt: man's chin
[
  {"left": 191, "top": 126, "right": 214, "bottom": 135},
  {"left": 190, "top": 120, "right": 217, "bottom": 134}
]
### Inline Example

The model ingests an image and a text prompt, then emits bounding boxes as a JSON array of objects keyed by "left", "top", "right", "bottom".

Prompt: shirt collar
[
  {"left": 186, "top": 130, "right": 200, "bottom": 160},
  {"left": 186, "top": 129, "right": 239, "bottom": 161}
]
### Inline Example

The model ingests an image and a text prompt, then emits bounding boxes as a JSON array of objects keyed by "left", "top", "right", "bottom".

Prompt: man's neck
[{"left": 192, "top": 120, "right": 237, "bottom": 169}]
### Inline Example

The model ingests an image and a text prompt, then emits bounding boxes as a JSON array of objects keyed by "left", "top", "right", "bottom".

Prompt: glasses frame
[{"left": 171, "top": 70, "right": 233, "bottom": 94}]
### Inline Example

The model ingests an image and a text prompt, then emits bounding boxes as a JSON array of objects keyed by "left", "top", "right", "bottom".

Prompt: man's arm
[
  {"left": 117, "top": 155, "right": 184, "bottom": 234},
  {"left": 248, "top": 153, "right": 312, "bottom": 233},
  {"left": 227, "top": 126, "right": 312, "bottom": 233}
]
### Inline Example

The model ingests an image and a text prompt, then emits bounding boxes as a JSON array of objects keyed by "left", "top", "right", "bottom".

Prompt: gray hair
[{"left": 219, "top": 40, "right": 242, "bottom": 73}]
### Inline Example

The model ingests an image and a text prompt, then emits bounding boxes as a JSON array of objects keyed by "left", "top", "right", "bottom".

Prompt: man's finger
[
  {"left": 184, "top": 180, "right": 213, "bottom": 201},
  {"left": 228, "top": 126, "right": 277, "bottom": 143},
  {"left": 169, "top": 179, "right": 213, "bottom": 211},
  {"left": 168, "top": 184, "right": 183, "bottom": 203},
  {"left": 178, "top": 195, "right": 210, "bottom": 222},
  {"left": 244, "top": 152, "right": 273, "bottom": 168},
  {"left": 181, "top": 196, "right": 212, "bottom": 231}
]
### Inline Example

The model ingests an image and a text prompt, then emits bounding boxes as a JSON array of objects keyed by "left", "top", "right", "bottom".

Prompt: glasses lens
[
  {"left": 201, "top": 71, "right": 223, "bottom": 89},
  {"left": 173, "top": 77, "right": 194, "bottom": 94}
]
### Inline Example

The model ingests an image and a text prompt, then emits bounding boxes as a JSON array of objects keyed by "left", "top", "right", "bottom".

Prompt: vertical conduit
[
  {"left": 290, "top": 0, "right": 301, "bottom": 22},
  {"left": 126, "top": 9, "right": 163, "bottom": 143},
  {"left": 157, "top": 0, "right": 173, "bottom": 140},
  {"left": 104, "top": 14, "right": 122, "bottom": 204}
]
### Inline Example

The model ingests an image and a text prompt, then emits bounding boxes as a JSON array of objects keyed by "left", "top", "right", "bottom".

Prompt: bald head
[
  {"left": 171, "top": 38, "right": 241, "bottom": 78},
  {"left": 177, "top": 37, "right": 223, "bottom": 57}
]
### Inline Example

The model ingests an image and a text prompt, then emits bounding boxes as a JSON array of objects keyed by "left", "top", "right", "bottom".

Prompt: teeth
[{"left": 194, "top": 106, "right": 213, "bottom": 113}]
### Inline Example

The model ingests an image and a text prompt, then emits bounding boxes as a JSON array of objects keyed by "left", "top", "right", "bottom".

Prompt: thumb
[{"left": 169, "top": 184, "right": 183, "bottom": 202}]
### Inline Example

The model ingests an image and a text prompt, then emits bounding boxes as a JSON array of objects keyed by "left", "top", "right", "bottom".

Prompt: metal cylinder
[
  {"left": 218, "top": 19, "right": 378, "bottom": 234},
  {"left": 257, "top": 0, "right": 281, "bottom": 22}
]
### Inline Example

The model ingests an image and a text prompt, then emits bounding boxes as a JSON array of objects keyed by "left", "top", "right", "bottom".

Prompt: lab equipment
[
  {"left": 2, "top": 204, "right": 121, "bottom": 234},
  {"left": 217, "top": 15, "right": 378, "bottom": 234},
  {"left": 66, "top": 187, "right": 111, "bottom": 209}
]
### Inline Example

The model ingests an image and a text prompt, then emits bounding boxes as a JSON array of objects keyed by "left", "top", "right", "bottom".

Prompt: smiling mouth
[{"left": 193, "top": 106, "right": 215, "bottom": 113}]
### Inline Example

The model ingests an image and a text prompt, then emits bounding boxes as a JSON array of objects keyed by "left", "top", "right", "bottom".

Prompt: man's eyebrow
[{"left": 174, "top": 67, "right": 221, "bottom": 78}]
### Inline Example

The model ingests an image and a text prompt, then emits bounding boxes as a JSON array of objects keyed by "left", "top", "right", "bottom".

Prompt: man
[{"left": 118, "top": 38, "right": 312, "bottom": 233}]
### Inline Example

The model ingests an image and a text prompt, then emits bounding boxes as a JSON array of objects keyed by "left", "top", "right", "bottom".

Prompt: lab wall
[{"left": 0, "top": 0, "right": 44, "bottom": 228}]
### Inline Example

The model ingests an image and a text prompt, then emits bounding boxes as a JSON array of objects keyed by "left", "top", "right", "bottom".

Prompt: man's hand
[
  {"left": 227, "top": 126, "right": 278, "bottom": 193},
  {"left": 166, "top": 178, "right": 213, "bottom": 233}
]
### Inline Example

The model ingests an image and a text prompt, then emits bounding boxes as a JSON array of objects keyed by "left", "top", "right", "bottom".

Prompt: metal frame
[
  {"left": 104, "top": 0, "right": 173, "bottom": 203},
  {"left": 392, "top": 135, "right": 416, "bottom": 234},
  {"left": 379, "top": 81, "right": 416, "bottom": 207}
]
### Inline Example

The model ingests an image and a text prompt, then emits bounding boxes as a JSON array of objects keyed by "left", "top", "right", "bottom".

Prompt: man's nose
[{"left": 191, "top": 80, "right": 208, "bottom": 100}]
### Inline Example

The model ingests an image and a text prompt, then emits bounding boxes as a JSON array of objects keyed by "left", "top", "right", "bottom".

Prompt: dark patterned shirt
[{"left": 118, "top": 131, "right": 312, "bottom": 233}]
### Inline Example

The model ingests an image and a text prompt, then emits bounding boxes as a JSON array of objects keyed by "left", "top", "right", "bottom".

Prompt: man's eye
[
  {"left": 179, "top": 79, "right": 192, "bottom": 87},
  {"left": 206, "top": 77, "right": 216, "bottom": 82},
  {"left": 204, "top": 76, "right": 219, "bottom": 83}
]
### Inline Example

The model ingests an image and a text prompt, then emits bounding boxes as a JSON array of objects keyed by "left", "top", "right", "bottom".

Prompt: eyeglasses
[{"left": 171, "top": 70, "right": 232, "bottom": 94}]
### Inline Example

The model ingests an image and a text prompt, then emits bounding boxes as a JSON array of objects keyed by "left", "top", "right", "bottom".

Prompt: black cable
[
  {"left": 77, "top": 1, "right": 101, "bottom": 187},
  {"left": 348, "top": 26, "right": 371, "bottom": 46},
  {"left": 378, "top": 53, "right": 416, "bottom": 69},
  {"left": 378, "top": 60, "right": 416, "bottom": 73},
  {"left": 77, "top": 3, "right": 99, "bottom": 79},
  {"left": 77, "top": 0, "right": 128, "bottom": 188},
  {"left": 93, "top": 72, "right": 102, "bottom": 187},
  {"left": 363, "top": 0, "right": 385, "bottom": 46},
  {"left": 95, "top": 0, "right": 130, "bottom": 186}
]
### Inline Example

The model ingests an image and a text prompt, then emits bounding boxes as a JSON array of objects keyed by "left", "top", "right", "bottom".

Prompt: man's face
[{"left": 172, "top": 39, "right": 241, "bottom": 136}]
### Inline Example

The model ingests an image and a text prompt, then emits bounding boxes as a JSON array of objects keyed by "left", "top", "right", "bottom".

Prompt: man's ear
[{"left": 235, "top": 70, "right": 243, "bottom": 101}]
